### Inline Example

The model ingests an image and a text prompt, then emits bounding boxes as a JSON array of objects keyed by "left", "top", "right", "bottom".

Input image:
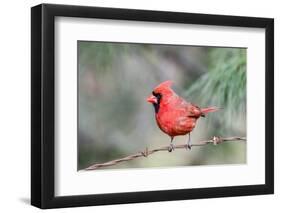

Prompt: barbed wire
[{"left": 83, "top": 136, "right": 246, "bottom": 171}]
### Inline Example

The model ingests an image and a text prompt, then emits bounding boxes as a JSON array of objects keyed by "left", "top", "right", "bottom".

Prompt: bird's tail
[{"left": 201, "top": 106, "right": 220, "bottom": 117}]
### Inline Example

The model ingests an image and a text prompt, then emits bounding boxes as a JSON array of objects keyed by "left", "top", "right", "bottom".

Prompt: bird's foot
[
  {"left": 168, "top": 143, "right": 175, "bottom": 152},
  {"left": 186, "top": 134, "right": 192, "bottom": 150}
]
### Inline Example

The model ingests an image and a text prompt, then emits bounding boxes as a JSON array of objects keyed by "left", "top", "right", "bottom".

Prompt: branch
[{"left": 83, "top": 136, "right": 246, "bottom": 171}]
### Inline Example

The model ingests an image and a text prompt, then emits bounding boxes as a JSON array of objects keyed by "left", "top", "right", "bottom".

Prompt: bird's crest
[{"left": 153, "top": 80, "right": 173, "bottom": 94}]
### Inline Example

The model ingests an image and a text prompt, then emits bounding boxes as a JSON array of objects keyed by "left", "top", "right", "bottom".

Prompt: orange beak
[{"left": 146, "top": 95, "right": 157, "bottom": 104}]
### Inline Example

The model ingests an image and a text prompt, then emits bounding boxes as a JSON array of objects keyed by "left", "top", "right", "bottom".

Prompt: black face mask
[{"left": 152, "top": 92, "right": 162, "bottom": 113}]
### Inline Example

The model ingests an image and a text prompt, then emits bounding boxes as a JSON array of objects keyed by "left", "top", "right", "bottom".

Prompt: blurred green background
[{"left": 78, "top": 41, "right": 246, "bottom": 170}]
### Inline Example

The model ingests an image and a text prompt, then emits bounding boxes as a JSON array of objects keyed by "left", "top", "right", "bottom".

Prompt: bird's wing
[
  {"left": 174, "top": 97, "right": 202, "bottom": 118},
  {"left": 186, "top": 103, "right": 202, "bottom": 118}
]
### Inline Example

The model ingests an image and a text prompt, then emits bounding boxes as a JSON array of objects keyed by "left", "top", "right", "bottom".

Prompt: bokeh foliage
[{"left": 185, "top": 48, "right": 246, "bottom": 134}]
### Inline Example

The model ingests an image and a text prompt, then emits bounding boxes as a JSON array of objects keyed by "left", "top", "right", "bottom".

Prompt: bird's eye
[
  {"left": 152, "top": 91, "right": 156, "bottom": 96},
  {"left": 156, "top": 93, "right": 162, "bottom": 99}
]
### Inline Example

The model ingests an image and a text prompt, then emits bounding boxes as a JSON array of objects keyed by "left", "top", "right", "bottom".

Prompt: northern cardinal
[{"left": 147, "top": 80, "right": 218, "bottom": 151}]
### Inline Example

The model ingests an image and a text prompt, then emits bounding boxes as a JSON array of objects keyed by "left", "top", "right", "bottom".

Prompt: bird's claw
[
  {"left": 186, "top": 134, "right": 191, "bottom": 150},
  {"left": 168, "top": 143, "right": 175, "bottom": 152}
]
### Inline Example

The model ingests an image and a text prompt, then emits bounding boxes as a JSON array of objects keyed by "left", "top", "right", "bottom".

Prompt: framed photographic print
[{"left": 31, "top": 3, "right": 274, "bottom": 209}]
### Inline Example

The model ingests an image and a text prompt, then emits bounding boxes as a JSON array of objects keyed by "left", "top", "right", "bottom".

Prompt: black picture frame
[{"left": 31, "top": 3, "right": 274, "bottom": 209}]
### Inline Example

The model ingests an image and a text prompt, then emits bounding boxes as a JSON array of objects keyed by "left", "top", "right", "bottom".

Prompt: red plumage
[{"left": 147, "top": 80, "right": 219, "bottom": 150}]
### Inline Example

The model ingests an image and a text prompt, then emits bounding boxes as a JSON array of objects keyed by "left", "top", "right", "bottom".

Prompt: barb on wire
[{"left": 83, "top": 136, "right": 246, "bottom": 171}]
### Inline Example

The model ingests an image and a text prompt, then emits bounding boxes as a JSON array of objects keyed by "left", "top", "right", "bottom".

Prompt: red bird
[{"left": 147, "top": 80, "right": 218, "bottom": 151}]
